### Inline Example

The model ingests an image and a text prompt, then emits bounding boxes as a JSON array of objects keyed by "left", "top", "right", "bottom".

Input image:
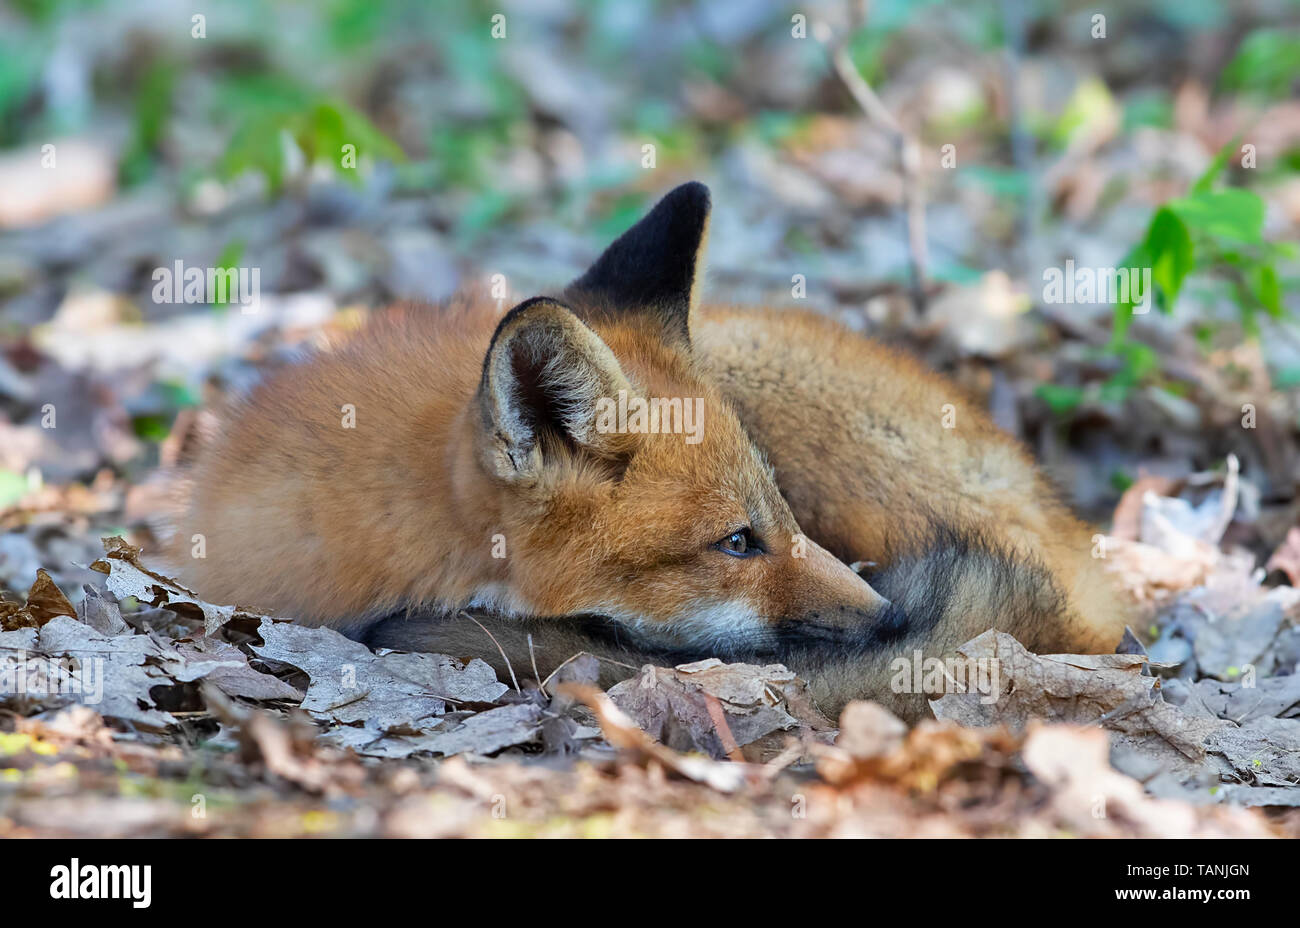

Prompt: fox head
[{"left": 464, "top": 182, "right": 906, "bottom": 660}]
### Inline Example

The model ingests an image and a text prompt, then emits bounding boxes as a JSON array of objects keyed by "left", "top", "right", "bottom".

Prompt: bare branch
[{"left": 814, "top": 15, "right": 930, "bottom": 314}]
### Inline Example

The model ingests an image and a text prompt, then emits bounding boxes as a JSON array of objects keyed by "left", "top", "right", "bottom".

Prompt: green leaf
[
  {"left": 120, "top": 60, "right": 177, "bottom": 187},
  {"left": 1098, "top": 341, "right": 1159, "bottom": 404},
  {"left": 1190, "top": 137, "right": 1238, "bottom": 194},
  {"left": 1111, "top": 243, "right": 1146, "bottom": 339},
  {"left": 1115, "top": 341, "right": 1159, "bottom": 382},
  {"left": 957, "top": 165, "right": 1031, "bottom": 201},
  {"left": 1168, "top": 189, "right": 1265, "bottom": 244},
  {"left": 219, "top": 112, "right": 287, "bottom": 192},
  {"left": 216, "top": 79, "right": 404, "bottom": 195},
  {"left": 454, "top": 190, "right": 513, "bottom": 244},
  {"left": 210, "top": 239, "right": 246, "bottom": 307},
  {"left": 1145, "top": 207, "right": 1195, "bottom": 311},
  {"left": 1122, "top": 91, "right": 1172, "bottom": 131},
  {"left": 1250, "top": 264, "right": 1283, "bottom": 318},
  {"left": 1051, "top": 77, "right": 1119, "bottom": 149},
  {"left": 320, "top": 100, "right": 405, "bottom": 167},
  {"left": 1035, "top": 383, "right": 1085, "bottom": 416},
  {"left": 1272, "top": 365, "right": 1300, "bottom": 389},
  {"left": 594, "top": 192, "right": 651, "bottom": 240},
  {"left": 158, "top": 379, "right": 201, "bottom": 409},
  {"left": 132, "top": 414, "right": 172, "bottom": 443},
  {"left": 1233, "top": 280, "right": 1261, "bottom": 337},
  {"left": 1113, "top": 206, "right": 1192, "bottom": 327},
  {"left": 1221, "top": 28, "right": 1300, "bottom": 99}
]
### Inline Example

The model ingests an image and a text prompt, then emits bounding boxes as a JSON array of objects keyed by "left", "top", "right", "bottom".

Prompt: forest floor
[{"left": 2, "top": 1, "right": 1300, "bottom": 837}]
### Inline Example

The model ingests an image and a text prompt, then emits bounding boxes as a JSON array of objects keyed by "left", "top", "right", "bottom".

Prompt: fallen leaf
[
  {"left": 170, "top": 637, "right": 303, "bottom": 702},
  {"left": 1189, "top": 675, "right": 1300, "bottom": 723},
  {"left": 1266, "top": 526, "right": 1300, "bottom": 585},
  {"left": 76, "top": 584, "right": 131, "bottom": 636},
  {"left": 100, "top": 536, "right": 239, "bottom": 636},
  {"left": 1, "top": 568, "right": 77, "bottom": 630},
  {"left": 1111, "top": 475, "right": 1178, "bottom": 541},
  {"left": 250, "top": 618, "right": 509, "bottom": 757},
  {"left": 932, "top": 629, "right": 1300, "bottom": 808},
  {"left": 836, "top": 701, "right": 907, "bottom": 760},
  {"left": 411, "top": 703, "right": 544, "bottom": 757},
  {"left": 607, "top": 658, "right": 832, "bottom": 761},
  {"left": 1021, "top": 723, "right": 1227, "bottom": 836},
  {"left": 0, "top": 615, "right": 179, "bottom": 729},
  {"left": 559, "top": 683, "right": 752, "bottom": 793},
  {"left": 1205, "top": 717, "right": 1300, "bottom": 789}
]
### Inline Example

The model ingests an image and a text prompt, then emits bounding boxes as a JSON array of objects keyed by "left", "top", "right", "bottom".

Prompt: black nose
[
  {"left": 869, "top": 601, "right": 911, "bottom": 643},
  {"left": 828, "top": 601, "right": 910, "bottom": 647},
  {"left": 780, "top": 601, "right": 911, "bottom": 653}
]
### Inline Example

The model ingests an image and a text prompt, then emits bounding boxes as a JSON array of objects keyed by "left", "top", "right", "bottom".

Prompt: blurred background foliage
[{"left": 0, "top": 0, "right": 1298, "bottom": 525}]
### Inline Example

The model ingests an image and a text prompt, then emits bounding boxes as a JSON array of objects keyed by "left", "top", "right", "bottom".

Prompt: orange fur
[{"left": 170, "top": 297, "right": 890, "bottom": 649}]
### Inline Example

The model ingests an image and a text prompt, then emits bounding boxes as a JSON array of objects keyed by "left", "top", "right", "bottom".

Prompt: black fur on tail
[{"left": 862, "top": 521, "right": 1071, "bottom": 655}]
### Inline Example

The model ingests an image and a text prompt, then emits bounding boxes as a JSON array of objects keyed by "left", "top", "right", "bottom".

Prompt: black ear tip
[
  {"left": 564, "top": 182, "right": 711, "bottom": 329},
  {"left": 664, "top": 181, "right": 711, "bottom": 213}
]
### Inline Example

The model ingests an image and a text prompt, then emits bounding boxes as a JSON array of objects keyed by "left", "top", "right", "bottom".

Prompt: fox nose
[
  {"left": 804, "top": 596, "right": 902, "bottom": 630},
  {"left": 851, "top": 577, "right": 892, "bottom": 613},
  {"left": 785, "top": 597, "right": 911, "bottom": 649},
  {"left": 802, "top": 540, "right": 893, "bottom": 608}
]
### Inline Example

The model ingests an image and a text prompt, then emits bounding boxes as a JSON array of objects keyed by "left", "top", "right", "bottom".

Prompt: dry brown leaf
[
  {"left": 558, "top": 683, "right": 752, "bottom": 793},
  {"left": 606, "top": 658, "right": 833, "bottom": 762},
  {"left": 170, "top": 637, "right": 304, "bottom": 702},
  {"left": 0, "top": 138, "right": 115, "bottom": 228},
  {"left": 1, "top": 616, "right": 179, "bottom": 729},
  {"left": 25, "top": 568, "right": 78, "bottom": 624},
  {"left": 99, "top": 535, "right": 240, "bottom": 636},
  {"left": 1, "top": 568, "right": 78, "bottom": 630},
  {"left": 1102, "top": 535, "right": 1217, "bottom": 604},
  {"left": 1020, "top": 724, "right": 1270, "bottom": 837},
  {"left": 816, "top": 705, "right": 1018, "bottom": 792},
  {"left": 1111, "top": 475, "right": 1179, "bottom": 541},
  {"left": 930, "top": 630, "right": 1228, "bottom": 766},
  {"left": 836, "top": 700, "right": 907, "bottom": 760},
  {"left": 203, "top": 685, "right": 363, "bottom": 795},
  {"left": 1266, "top": 526, "right": 1300, "bottom": 586}
]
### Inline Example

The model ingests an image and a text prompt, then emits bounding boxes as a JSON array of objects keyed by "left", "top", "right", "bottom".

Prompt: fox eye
[{"left": 715, "top": 528, "right": 759, "bottom": 558}]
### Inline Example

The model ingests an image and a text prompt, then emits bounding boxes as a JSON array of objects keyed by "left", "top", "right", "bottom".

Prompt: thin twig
[
  {"left": 758, "top": 739, "right": 806, "bottom": 780},
  {"left": 459, "top": 610, "right": 520, "bottom": 693},
  {"left": 814, "top": 9, "right": 929, "bottom": 315},
  {"left": 1001, "top": 0, "right": 1036, "bottom": 278},
  {"left": 539, "top": 652, "right": 585, "bottom": 693},
  {"left": 539, "top": 650, "right": 639, "bottom": 693},
  {"left": 1203, "top": 454, "right": 1239, "bottom": 546},
  {"left": 527, "top": 632, "right": 542, "bottom": 688},
  {"left": 703, "top": 692, "right": 746, "bottom": 763}
]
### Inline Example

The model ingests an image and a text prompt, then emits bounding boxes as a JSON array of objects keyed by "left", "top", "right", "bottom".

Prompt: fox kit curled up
[{"left": 173, "top": 182, "right": 1128, "bottom": 721}]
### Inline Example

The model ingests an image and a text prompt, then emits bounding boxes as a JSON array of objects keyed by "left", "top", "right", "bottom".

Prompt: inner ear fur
[
  {"left": 477, "top": 297, "right": 640, "bottom": 482},
  {"left": 565, "top": 181, "right": 711, "bottom": 344}
]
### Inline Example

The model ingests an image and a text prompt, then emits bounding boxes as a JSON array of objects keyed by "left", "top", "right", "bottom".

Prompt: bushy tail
[{"left": 797, "top": 524, "right": 1127, "bottom": 721}]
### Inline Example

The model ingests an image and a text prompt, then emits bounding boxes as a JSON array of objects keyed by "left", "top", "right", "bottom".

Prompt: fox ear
[
  {"left": 565, "top": 181, "right": 711, "bottom": 343},
  {"left": 477, "top": 297, "right": 638, "bottom": 482}
]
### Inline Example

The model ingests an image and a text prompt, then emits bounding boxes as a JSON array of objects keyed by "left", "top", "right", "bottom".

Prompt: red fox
[{"left": 169, "top": 182, "right": 1128, "bottom": 721}]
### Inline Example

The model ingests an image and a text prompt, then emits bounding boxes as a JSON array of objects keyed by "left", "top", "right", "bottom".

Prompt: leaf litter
[{"left": 0, "top": 534, "right": 1294, "bottom": 836}]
